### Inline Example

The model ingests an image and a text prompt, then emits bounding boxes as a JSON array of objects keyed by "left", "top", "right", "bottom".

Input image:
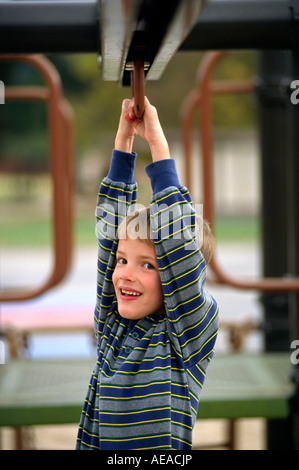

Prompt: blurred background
[{"left": 0, "top": 50, "right": 258, "bottom": 242}]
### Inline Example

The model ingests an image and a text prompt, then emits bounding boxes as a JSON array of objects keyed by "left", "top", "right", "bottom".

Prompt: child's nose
[{"left": 121, "top": 263, "right": 135, "bottom": 280}]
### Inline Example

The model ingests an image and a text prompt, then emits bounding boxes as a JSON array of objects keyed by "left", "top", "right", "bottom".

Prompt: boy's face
[{"left": 112, "top": 237, "right": 164, "bottom": 320}]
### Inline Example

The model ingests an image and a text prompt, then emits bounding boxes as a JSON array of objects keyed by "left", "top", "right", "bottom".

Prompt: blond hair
[
  {"left": 197, "top": 217, "right": 215, "bottom": 265},
  {"left": 117, "top": 207, "right": 153, "bottom": 246},
  {"left": 117, "top": 207, "right": 215, "bottom": 264}
]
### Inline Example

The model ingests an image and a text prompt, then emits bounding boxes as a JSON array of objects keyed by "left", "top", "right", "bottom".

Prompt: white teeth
[{"left": 121, "top": 289, "right": 141, "bottom": 296}]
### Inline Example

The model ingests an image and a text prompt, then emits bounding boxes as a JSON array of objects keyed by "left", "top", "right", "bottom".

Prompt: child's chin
[{"left": 119, "top": 310, "right": 144, "bottom": 320}]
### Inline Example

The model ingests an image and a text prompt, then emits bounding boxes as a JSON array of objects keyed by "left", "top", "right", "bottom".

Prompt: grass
[
  {"left": 0, "top": 218, "right": 52, "bottom": 247},
  {"left": 0, "top": 215, "right": 96, "bottom": 247},
  {"left": 0, "top": 173, "right": 260, "bottom": 247},
  {"left": 215, "top": 216, "right": 260, "bottom": 243},
  {"left": 0, "top": 213, "right": 260, "bottom": 248}
]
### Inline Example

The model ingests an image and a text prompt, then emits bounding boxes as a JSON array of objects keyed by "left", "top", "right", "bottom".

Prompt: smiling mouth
[{"left": 120, "top": 289, "right": 141, "bottom": 297}]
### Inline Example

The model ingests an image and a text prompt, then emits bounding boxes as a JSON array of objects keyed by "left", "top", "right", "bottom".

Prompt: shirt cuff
[
  {"left": 145, "top": 159, "right": 181, "bottom": 194},
  {"left": 107, "top": 149, "right": 137, "bottom": 184}
]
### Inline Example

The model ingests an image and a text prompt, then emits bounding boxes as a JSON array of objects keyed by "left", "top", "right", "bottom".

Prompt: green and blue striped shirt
[{"left": 76, "top": 150, "right": 219, "bottom": 450}]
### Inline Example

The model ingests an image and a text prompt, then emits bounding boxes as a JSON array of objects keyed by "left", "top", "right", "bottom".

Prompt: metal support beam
[
  {"left": 0, "top": 1, "right": 298, "bottom": 57},
  {"left": 287, "top": 47, "right": 299, "bottom": 451},
  {"left": 99, "top": 0, "right": 139, "bottom": 81},
  {"left": 0, "top": 1, "right": 100, "bottom": 54},
  {"left": 180, "top": 0, "right": 298, "bottom": 51},
  {"left": 100, "top": 0, "right": 205, "bottom": 85},
  {"left": 257, "top": 49, "right": 299, "bottom": 450},
  {"left": 257, "top": 52, "right": 291, "bottom": 352}
]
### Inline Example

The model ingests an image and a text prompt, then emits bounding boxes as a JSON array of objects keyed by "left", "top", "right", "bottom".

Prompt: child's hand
[
  {"left": 135, "top": 97, "right": 170, "bottom": 161},
  {"left": 115, "top": 98, "right": 170, "bottom": 161},
  {"left": 114, "top": 99, "right": 138, "bottom": 153}
]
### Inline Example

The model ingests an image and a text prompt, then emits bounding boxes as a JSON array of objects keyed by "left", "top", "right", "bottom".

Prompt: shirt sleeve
[
  {"left": 145, "top": 158, "right": 219, "bottom": 369},
  {"left": 95, "top": 149, "right": 138, "bottom": 335}
]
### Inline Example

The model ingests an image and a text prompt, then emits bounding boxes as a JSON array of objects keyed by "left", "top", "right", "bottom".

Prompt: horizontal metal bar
[
  {"left": 0, "top": 0, "right": 297, "bottom": 55},
  {"left": 5, "top": 86, "right": 49, "bottom": 101},
  {"left": 0, "top": 1, "right": 100, "bottom": 53},
  {"left": 180, "top": 0, "right": 296, "bottom": 51}
]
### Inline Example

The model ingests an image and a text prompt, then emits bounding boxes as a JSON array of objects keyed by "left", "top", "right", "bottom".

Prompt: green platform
[
  {"left": 0, "top": 353, "right": 294, "bottom": 427},
  {"left": 197, "top": 353, "right": 293, "bottom": 420}
]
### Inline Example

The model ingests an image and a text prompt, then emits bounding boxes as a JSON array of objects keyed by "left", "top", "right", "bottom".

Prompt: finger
[
  {"left": 128, "top": 99, "right": 136, "bottom": 120},
  {"left": 143, "top": 97, "right": 157, "bottom": 116},
  {"left": 121, "top": 98, "right": 132, "bottom": 114},
  {"left": 124, "top": 112, "right": 136, "bottom": 124}
]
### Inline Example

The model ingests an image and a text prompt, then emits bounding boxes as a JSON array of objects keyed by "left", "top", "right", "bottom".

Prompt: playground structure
[
  {"left": 0, "top": 54, "right": 74, "bottom": 302},
  {"left": 0, "top": 0, "right": 299, "bottom": 450}
]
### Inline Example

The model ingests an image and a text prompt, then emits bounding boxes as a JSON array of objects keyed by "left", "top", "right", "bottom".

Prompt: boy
[{"left": 76, "top": 98, "right": 219, "bottom": 450}]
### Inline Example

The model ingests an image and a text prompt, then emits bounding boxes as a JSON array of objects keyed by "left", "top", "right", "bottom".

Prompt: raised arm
[
  {"left": 95, "top": 100, "right": 138, "bottom": 332},
  {"left": 132, "top": 97, "right": 219, "bottom": 368}
]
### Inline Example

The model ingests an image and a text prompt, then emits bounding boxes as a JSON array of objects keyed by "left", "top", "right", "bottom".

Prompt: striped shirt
[{"left": 76, "top": 150, "right": 219, "bottom": 450}]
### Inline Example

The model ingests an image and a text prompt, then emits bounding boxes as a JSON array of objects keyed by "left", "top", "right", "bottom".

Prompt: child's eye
[
  {"left": 143, "top": 262, "right": 155, "bottom": 270},
  {"left": 117, "top": 257, "right": 127, "bottom": 265}
]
